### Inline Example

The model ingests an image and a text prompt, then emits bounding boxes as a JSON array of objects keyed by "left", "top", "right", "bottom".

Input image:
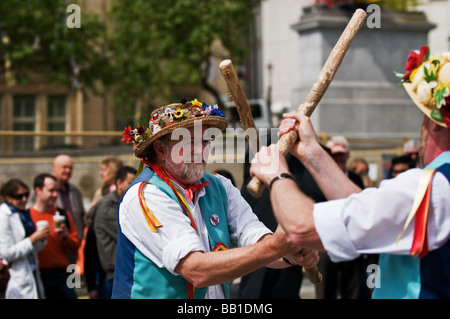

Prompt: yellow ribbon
[{"left": 138, "top": 182, "right": 163, "bottom": 232}]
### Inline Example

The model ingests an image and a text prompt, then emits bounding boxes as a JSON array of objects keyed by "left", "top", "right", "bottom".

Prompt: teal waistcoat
[{"left": 129, "top": 171, "right": 232, "bottom": 299}]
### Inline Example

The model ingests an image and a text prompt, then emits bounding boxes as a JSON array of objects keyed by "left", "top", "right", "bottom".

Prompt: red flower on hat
[
  {"left": 440, "top": 98, "right": 450, "bottom": 128},
  {"left": 403, "top": 46, "right": 429, "bottom": 81},
  {"left": 136, "top": 125, "right": 145, "bottom": 136},
  {"left": 121, "top": 126, "right": 133, "bottom": 144}
]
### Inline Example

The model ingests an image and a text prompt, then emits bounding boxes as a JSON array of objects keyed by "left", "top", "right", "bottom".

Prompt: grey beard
[{"left": 177, "top": 162, "right": 206, "bottom": 184}]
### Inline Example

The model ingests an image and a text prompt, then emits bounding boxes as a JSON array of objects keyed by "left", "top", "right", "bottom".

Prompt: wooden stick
[
  {"left": 219, "top": 58, "right": 323, "bottom": 284},
  {"left": 247, "top": 8, "right": 367, "bottom": 198},
  {"left": 219, "top": 59, "right": 260, "bottom": 154}
]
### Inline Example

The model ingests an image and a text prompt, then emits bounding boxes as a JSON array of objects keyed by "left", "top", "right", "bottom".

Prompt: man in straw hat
[
  {"left": 250, "top": 46, "right": 450, "bottom": 299},
  {"left": 112, "top": 99, "right": 319, "bottom": 299}
]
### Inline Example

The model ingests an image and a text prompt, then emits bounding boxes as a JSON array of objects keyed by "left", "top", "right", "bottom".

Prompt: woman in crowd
[{"left": 0, "top": 178, "right": 49, "bottom": 299}]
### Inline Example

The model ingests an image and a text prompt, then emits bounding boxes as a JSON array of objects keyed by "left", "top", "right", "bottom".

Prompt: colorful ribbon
[
  {"left": 396, "top": 169, "right": 436, "bottom": 258},
  {"left": 146, "top": 162, "right": 199, "bottom": 234},
  {"left": 143, "top": 161, "right": 200, "bottom": 299},
  {"left": 138, "top": 182, "right": 162, "bottom": 232}
]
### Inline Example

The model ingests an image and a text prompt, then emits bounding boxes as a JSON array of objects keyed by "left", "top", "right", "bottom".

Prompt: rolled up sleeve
[{"left": 313, "top": 199, "right": 360, "bottom": 262}]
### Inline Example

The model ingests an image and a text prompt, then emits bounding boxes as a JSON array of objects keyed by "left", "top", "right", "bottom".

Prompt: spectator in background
[
  {"left": 348, "top": 157, "right": 374, "bottom": 188},
  {"left": 0, "top": 178, "right": 49, "bottom": 299},
  {"left": 314, "top": 135, "right": 365, "bottom": 299},
  {"left": 403, "top": 139, "right": 420, "bottom": 167},
  {"left": 93, "top": 166, "right": 136, "bottom": 298},
  {"left": 213, "top": 170, "right": 236, "bottom": 187},
  {"left": 29, "top": 173, "right": 80, "bottom": 299},
  {"left": 389, "top": 155, "right": 417, "bottom": 179},
  {"left": 52, "top": 154, "right": 86, "bottom": 240},
  {"left": 52, "top": 154, "right": 86, "bottom": 266},
  {"left": 88, "top": 156, "right": 124, "bottom": 211},
  {"left": 84, "top": 155, "right": 123, "bottom": 298}
]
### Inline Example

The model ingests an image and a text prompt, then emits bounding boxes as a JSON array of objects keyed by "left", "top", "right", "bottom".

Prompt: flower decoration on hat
[
  {"left": 121, "top": 99, "right": 227, "bottom": 147},
  {"left": 121, "top": 125, "right": 150, "bottom": 145},
  {"left": 396, "top": 46, "right": 450, "bottom": 128}
]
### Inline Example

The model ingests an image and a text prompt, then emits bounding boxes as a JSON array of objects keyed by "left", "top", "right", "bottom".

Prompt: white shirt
[
  {"left": 314, "top": 168, "right": 450, "bottom": 262},
  {"left": 119, "top": 173, "right": 271, "bottom": 299}
]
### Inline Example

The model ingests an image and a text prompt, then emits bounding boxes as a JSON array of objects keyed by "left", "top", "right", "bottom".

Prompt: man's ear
[
  {"left": 34, "top": 187, "right": 40, "bottom": 197},
  {"left": 432, "top": 121, "right": 447, "bottom": 133},
  {"left": 153, "top": 140, "right": 166, "bottom": 161}
]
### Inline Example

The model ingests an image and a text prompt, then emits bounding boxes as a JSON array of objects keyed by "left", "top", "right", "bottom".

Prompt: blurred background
[{"left": 0, "top": 0, "right": 449, "bottom": 204}]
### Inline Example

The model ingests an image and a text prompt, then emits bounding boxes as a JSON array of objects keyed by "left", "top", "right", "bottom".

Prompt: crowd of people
[
  {"left": 0, "top": 154, "right": 136, "bottom": 299},
  {"left": 1, "top": 46, "right": 449, "bottom": 300}
]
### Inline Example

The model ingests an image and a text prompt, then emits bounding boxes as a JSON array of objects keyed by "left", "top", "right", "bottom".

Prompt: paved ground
[{"left": 299, "top": 274, "right": 316, "bottom": 299}]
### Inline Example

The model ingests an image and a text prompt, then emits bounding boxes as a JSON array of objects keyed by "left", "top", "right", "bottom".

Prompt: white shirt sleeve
[{"left": 313, "top": 168, "right": 450, "bottom": 262}]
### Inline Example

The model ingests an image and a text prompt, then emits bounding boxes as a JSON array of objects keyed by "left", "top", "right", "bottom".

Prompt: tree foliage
[
  {"left": 0, "top": 0, "right": 109, "bottom": 92},
  {"left": 0, "top": 0, "right": 255, "bottom": 123},
  {"left": 108, "top": 0, "right": 255, "bottom": 120}
]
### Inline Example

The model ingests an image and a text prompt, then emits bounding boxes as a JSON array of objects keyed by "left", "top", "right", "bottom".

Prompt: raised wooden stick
[
  {"left": 219, "top": 58, "right": 323, "bottom": 284},
  {"left": 247, "top": 8, "right": 367, "bottom": 198},
  {"left": 219, "top": 59, "right": 260, "bottom": 154}
]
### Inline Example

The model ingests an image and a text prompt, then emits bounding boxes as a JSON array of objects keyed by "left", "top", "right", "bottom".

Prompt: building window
[
  {"left": 47, "top": 95, "right": 67, "bottom": 147},
  {"left": 13, "top": 95, "right": 35, "bottom": 151}
]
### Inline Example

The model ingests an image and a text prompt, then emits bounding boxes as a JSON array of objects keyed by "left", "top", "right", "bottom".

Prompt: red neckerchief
[{"left": 179, "top": 181, "right": 210, "bottom": 202}]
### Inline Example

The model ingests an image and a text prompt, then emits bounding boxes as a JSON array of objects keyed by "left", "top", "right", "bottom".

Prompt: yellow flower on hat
[
  {"left": 174, "top": 109, "right": 184, "bottom": 119},
  {"left": 191, "top": 99, "right": 201, "bottom": 107}
]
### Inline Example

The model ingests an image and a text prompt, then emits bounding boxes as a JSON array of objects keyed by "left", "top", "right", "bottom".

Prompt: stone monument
[{"left": 291, "top": 5, "right": 435, "bottom": 147}]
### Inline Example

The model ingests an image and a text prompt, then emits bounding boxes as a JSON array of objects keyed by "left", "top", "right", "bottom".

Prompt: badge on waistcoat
[
  {"left": 214, "top": 242, "right": 227, "bottom": 251},
  {"left": 210, "top": 214, "right": 220, "bottom": 226}
]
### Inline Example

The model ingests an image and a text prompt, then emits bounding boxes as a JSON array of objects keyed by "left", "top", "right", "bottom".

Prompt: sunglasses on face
[{"left": 10, "top": 192, "right": 30, "bottom": 200}]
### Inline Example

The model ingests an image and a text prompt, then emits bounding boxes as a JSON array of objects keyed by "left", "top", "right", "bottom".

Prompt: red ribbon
[{"left": 410, "top": 174, "right": 433, "bottom": 258}]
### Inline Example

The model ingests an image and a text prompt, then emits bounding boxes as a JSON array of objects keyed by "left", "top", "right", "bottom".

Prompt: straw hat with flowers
[
  {"left": 121, "top": 98, "right": 228, "bottom": 160},
  {"left": 396, "top": 46, "right": 450, "bottom": 128}
]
